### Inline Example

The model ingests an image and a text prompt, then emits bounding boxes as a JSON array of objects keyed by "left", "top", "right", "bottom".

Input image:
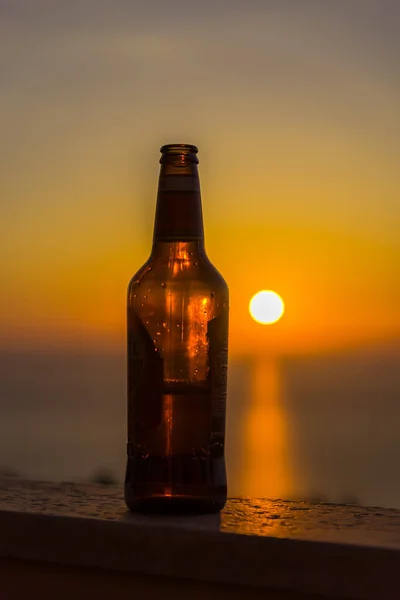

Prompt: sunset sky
[{"left": 1, "top": 0, "right": 399, "bottom": 357}]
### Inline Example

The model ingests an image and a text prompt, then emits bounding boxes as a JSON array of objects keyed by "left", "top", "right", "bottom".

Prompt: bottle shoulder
[
  {"left": 129, "top": 255, "right": 228, "bottom": 288},
  {"left": 201, "top": 254, "right": 228, "bottom": 288},
  {"left": 128, "top": 253, "right": 228, "bottom": 295},
  {"left": 127, "top": 256, "right": 153, "bottom": 290}
]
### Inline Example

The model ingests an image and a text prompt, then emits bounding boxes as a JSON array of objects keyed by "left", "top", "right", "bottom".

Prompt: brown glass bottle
[{"left": 124, "top": 144, "right": 229, "bottom": 514}]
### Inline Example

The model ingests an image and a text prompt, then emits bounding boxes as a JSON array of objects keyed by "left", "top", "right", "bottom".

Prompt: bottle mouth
[{"left": 160, "top": 144, "right": 198, "bottom": 155}]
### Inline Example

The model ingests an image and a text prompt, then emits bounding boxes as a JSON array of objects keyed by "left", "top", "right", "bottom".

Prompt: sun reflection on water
[{"left": 241, "top": 357, "right": 295, "bottom": 499}]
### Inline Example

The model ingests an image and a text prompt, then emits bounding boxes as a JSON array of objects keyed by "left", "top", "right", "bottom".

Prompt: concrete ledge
[
  {"left": 1, "top": 478, "right": 400, "bottom": 599},
  {"left": 1, "top": 557, "right": 315, "bottom": 600}
]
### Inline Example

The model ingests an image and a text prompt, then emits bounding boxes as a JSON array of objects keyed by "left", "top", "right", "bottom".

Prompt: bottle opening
[{"left": 160, "top": 144, "right": 198, "bottom": 155}]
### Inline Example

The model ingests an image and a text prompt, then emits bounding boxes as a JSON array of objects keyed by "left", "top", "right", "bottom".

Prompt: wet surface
[{"left": 1, "top": 478, "right": 400, "bottom": 548}]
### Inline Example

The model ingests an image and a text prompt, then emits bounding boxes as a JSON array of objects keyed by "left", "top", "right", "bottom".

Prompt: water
[{"left": 0, "top": 347, "right": 399, "bottom": 508}]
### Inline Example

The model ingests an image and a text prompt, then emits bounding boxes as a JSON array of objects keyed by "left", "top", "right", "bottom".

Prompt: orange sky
[{"left": 1, "top": 1, "right": 399, "bottom": 357}]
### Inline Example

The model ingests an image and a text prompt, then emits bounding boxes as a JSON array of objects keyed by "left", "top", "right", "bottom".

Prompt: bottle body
[{"left": 124, "top": 145, "right": 229, "bottom": 513}]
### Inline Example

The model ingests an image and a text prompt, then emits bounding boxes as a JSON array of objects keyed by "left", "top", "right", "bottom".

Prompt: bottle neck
[{"left": 152, "top": 151, "right": 205, "bottom": 249}]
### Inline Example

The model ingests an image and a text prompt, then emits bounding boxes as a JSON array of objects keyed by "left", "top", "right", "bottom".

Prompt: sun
[{"left": 249, "top": 290, "right": 285, "bottom": 325}]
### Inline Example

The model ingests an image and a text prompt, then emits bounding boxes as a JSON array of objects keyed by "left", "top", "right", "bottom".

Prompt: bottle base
[
  {"left": 124, "top": 453, "right": 227, "bottom": 514},
  {"left": 124, "top": 491, "right": 226, "bottom": 515}
]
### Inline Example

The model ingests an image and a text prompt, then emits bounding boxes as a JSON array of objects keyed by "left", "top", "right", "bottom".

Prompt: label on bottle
[
  {"left": 207, "top": 312, "right": 229, "bottom": 439},
  {"left": 127, "top": 312, "right": 164, "bottom": 449},
  {"left": 158, "top": 175, "right": 200, "bottom": 192},
  {"left": 154, "top": 186, "right": 204, "bottom": 241}
]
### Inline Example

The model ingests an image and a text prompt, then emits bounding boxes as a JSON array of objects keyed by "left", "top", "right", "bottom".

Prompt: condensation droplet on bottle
[
  {"left": 161, "top": 282, "right": 166, "bottom": 288},
  {"left": 143, "top": 295, "right": 148, "bottom": 300},
  {"left": 194, "top": 368, "right": 199, "bottom": 375},
  {"left": 200, "top": 446, "right": 211, "bottom": 460},
  {"left": 189, "top": 252, "right": 193, "bottom": 256},
  {"left": 145, "top": 320, "right": 149, "bottom": 325},
  {"left": 162, "top": 321, "right": 168, "bottom": 328},
  {"left": 211, "top": 440, "right": 224, "bottom": 457},
  {"left": 210, "top": 292, "right": 215, "bottom": 298},
  {"left": 147, "top": 289, "right": 151, "bottom": 293},
  {"left": 141, "top": 303, "right": 144, "bottom": 307},
  {"left": 176, "top": 324, "right": 180, "bottom": 328},
  {"left": 193, "top": 261, "right": 198, "bottom": 266},
  {"left": 141, "top": 450, "right": 149, "bottom": 459},
  {"left": 133, "top": 294, "right": 137, "bottom": 299},
  {"left": 153, "top": 339, "right": 157, "bottom": 344},
  {"left": 156, "top": 332, "right": 161, "bottom": 336}
]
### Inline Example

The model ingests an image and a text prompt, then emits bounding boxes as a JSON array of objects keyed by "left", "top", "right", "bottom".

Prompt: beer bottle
[{"left": 125, "top": 144, "right": 229, "bottom": 513}]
